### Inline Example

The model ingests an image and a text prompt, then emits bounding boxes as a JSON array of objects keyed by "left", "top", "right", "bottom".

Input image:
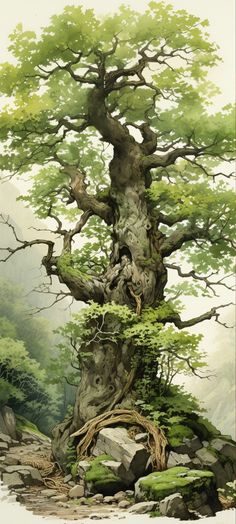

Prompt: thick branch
[
  {"left": 166, "top": 303, "right": 234, "bottom": 329},
  {"left": 58, "top": 164, "right": 112, "bottom": 224}
]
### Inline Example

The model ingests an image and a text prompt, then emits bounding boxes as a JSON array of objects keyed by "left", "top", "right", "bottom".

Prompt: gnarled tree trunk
[{"left": 52, "top": 129, "right": 167, "bottom": 466}]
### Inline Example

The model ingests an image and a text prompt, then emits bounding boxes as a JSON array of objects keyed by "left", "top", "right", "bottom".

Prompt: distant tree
[{"left": 0, "top": 3, "right": 235, "bottom": 462}]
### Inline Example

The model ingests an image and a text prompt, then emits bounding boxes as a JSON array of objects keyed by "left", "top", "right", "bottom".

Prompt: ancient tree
[{"left": 0, "top": 3, "right": 235, "bottom": 464}]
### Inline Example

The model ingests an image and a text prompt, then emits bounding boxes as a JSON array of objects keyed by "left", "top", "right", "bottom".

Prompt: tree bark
[{"left": 52, "top": 96, "right": 168, "bottom": 466}]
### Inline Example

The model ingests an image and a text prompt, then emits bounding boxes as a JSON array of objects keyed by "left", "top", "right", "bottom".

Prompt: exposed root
[
  {"left": 19, "top": 452, "right": 68, "bottom": 493},
  {"left": 43, "top": 473, "right": 69, "bottom": 493},
  {"left": 18, "top": 453, "right": 55, "bottom": 477},
  {"left": 71, "top": 408, "right": 167, "bottom": 470}
]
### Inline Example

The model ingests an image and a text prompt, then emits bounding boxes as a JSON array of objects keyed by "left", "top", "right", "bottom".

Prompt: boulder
[
  {"left": 135, "top": 466, "right": 220, "bottom": 515},
  {"left": 173, "top": 436, "right": 202, "bottom": 458},
  {"left": 159, "top": 493, "right": 190, "bottom": 520},
  {"left": 118, "top": 500, "right": 131, "bottom": 509},
  {"left": 92, "top": 427, "right": 150, "bottom": 480},
  {"left": 69, "top": 484, "right": 85, "bottom": 498},
  {"left": 1, "top": 407, "right": 17, "bottom": 439},
  {"left": 100, "top": 459, "right": 134, "bottom": 484},
  {"left": 195, "top": 447, "right": 229, "bottom": 487},
  {"left": 2, "top": 465, "right": 43, "bottom": 485},
  {"left": 187, "top": 490, "right": 214, "bottom": 517},
  {"left": 0, "top": 432, "right": 12, "bottom": 445},
  {"left": 167, "top": 451, "right": 193, "bottom": 469},
  {"left": 129, "top": 501, "right": 159, "bottom": 514},
  {"left": 2, "top": 455, "right": 20, "bottom": 466},
  {"left": 85, "top": 454, "right": 131, "bottom": 495},
  {"left": 2, "top": 472, "right": 24, "bottom": 489},
  {"left": 211, "top": 438, "right": 236, "bottom": 461}
]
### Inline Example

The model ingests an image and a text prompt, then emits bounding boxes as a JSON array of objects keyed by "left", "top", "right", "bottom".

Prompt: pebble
[
  {"left": 69, "top": 484, "right": 84, "bottom": 498},
  {"left": 118, "top": 500, "right": 131, "bottom": 509},
  {"left": 103, "top": 496, "right": 115, "bottom": 504},
  {"left": 92, "top": 494, "right": 104, "bottom": 503}
]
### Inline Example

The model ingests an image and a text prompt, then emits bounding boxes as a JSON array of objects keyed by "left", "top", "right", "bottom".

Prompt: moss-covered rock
[
  {"left": 85, "top": 454, "right": 125, "bottom": 495},
  {"left": 16, "top": 415, "right": 49, "bottom": 441},
  {"left": 167, "top": 424, "right": 194, "bottom": 448},
  {"left": 135, "top": 466, "right": 216, "bottom": 505},
  {"left": 188, "top": 416, "right": 220, "bottom": 442}
]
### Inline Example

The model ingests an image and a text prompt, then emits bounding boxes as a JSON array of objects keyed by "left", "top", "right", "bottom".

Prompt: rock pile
[{"left": 0, "top": 405, "right": 236, "bottom": 520}]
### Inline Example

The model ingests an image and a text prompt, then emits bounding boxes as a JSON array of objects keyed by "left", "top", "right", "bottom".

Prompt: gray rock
[
  {"left": 211, "top": 438, "right": 236, "bottom": 461},
  {"left": 100, "top": 460, "right": 134, "bottom": 485},
  {"left": 92, "top": 493, "right": 104, "bottom": 503},
  {"left": 2, "top": 455, "right": 20, "bottom": 466},
  {"left": 113, "top": 491, "right": 127, "bottom": 502},
  {"left": 173, "top": 436, "right": 202, "bottom": 458},
  {"left": 40, "top": 489, "right": 58, "bottom": 497},
  {"left": 2, "top": 472, "right": 24, "bottom": 489},
  {"left": 51, "top": 494, "right": 68, "bottom": 502},
  {"left": 103, "top": 495, "right": 115, "bottom": 504},
  {"left": 3, "top": 465, "right": 43, "bottom": 485},
  {"left": 69, "top": 484, "right": 85, "bottom": 498},
  {"left": 129, "top": 501, "right": 159, "bottom": 514},
  {"left": 92, "top": 427, "right": 150, "bottom": 480},
  {"left": 63, "top": 474, "right": 72, "bottom": 483},
  {"left": 167, "top": 451, "right": 193, "bottom": 469},
  {"left": 125, "top": 489, "right": 134, "bottom": 497},
  {"left": 0, "top": 442, "right": 8, "bottom": 454},
  {"left": 1, "top": 407, "right": 17, "bottom": 439},
  {"left": 195, "top": 447, "right": 229, "bottom": 487},
  {"left": 134, "top": 433, "right": 148, "bottom": 444},
  {"left": 118, "top": 500, "right": 131, "bottom": 509},
  {"left": 57, "top": 502, "right": 70, "bottom": 508},
  {"left": 194, "top": 504, "right": 214, "bottom": 517},
  {"left": 159, "top": 493, "right": 190, "bottom": 520},
  {"left": 224, "top": 461, "right": 234, "bottom": 481},
  {"left": 78, "top": 460, "right": 91, "bottom": 477},
  {"left": 0, "top": 432, "right": 12, "bottom": 445}
]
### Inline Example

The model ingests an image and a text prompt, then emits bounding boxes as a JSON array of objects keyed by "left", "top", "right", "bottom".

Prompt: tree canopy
[
  {"left": 0, "top": 2, "right": 234, "bottom": 324},
  {"left": 0, "top": 1, "right": 235, "bottom": 461}
]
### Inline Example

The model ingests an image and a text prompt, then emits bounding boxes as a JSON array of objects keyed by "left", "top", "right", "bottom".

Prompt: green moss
[
  {"left": 85, "top": 454, "right": 123, "bottom": 494},
  {"left": 139, "top": 467, "right": 214, "bottom": 502},
  {"left": 16, "top": 414, "right": 49, "bottom": 440},
  {"left": 167, "top": 424, "right": 194, "bottom": 447},
  {"left": 188, "top": 416, "right": 220, "bottom": 441}
]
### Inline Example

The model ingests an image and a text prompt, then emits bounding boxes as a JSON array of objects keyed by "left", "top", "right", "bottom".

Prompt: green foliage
[
  {"left": 218, "top": 481, "right": 236, "bottom": 507},
  {"left": 149, "top": 171, "right": 236, "bottom": 275},
  {"left": 0, "top": 337, "right": 49, "bottom": 406},
  {"left": 0, "top": 277, "right": 67, "bottom": 434}
]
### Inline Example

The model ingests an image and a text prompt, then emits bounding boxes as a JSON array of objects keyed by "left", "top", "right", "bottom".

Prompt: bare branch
[{"left": 166, "top": 263, "right": 235, "bottom": 296}]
